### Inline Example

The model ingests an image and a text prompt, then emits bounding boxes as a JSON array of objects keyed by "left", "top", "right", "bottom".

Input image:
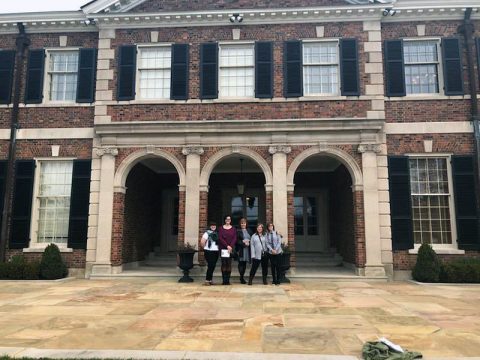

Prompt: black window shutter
[
  {"left": 170, "top": 44, "right": 189, "bottom": 100},
  {"left": 442, "top": 38, "right": 464, "bottom": 96},
  {"left": 68, "top": 160, "right": 92, "bottom": 250},
  {"left": 25, "top": 49, "right": 45, "bottom": 104},
  {"left": 200, "top": 43, "right": 218, "bottom": 99},
  {"left": 477, "top": 38, "right": 480, "bottom": 85},
  {"left": 340, "top": 39, "right": 360, "bottom": 96},
  {"left": 452, "top": 156, "right": 479, "bottom": 250},
  {"left": 388, "top": 156, "right": 414, "bottom": 250},
  {"left": 76, "top": 48, "right": 97, "bottom": 103},
  {"left": 283, "top": 40, "right": 303, "bottom": 97},
  {"left": 0, "top": 161, "right": 7, "bottom": 232},
  {"left": 255, "top": 41, "right": 273, "bottom": 98},
  {"left": 10, "top": 160, "right": 35, "bottom": 249},
  {"left": 384, "top": 40, "right": 406, "bottom": 97},
  {"left": 0, "top": 50, "right": 15, "bottom": 104},
  {"left": 117, "top": 45, "right": 137, "bottom": 101}
]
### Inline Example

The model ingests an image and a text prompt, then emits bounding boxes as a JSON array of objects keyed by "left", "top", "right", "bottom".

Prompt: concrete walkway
[{"left": 0, "top": 278, "right": 479, "bottom": 358}]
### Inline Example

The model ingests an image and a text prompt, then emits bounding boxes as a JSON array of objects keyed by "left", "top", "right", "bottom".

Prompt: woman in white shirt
[{"left": 200, "top": 221, "right": 219, "bottom": 286}]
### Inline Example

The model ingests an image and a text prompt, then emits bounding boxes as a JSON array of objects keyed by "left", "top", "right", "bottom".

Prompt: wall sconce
[
  {"left": 83, "top": 18, "right": 97, "bottom": 26},
  {"left": 229, "top": 13, "right": 243, "bottom": 23},
  {"left": 382, "top": 8, "right": 397, "bottom": 16}
]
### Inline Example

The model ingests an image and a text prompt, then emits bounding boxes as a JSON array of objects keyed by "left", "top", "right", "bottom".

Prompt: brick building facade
[{"left": 0, "top": 0, "right": 479, "bottom": 279}]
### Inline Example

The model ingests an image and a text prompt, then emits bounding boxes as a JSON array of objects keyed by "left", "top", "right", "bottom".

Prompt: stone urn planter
[
  {"left": 177, "top": 244, "right": 197, "bottom": 283},
  {"left": 278, "top": 246, "right": 291, "bottom": 284}
]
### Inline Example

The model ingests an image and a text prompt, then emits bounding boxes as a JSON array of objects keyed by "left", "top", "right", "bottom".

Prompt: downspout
[
  {"left": 460, "top": 8, "right": 480, "bottom": 184},
  {"left": 0, "top": 23, "right": 30, "bottom": 262}
]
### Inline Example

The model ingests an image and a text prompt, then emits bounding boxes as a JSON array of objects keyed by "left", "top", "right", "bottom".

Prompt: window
[
  {"left": 231, "top": 195, "right": 259, "bottom": 234},
  {"left": 409, "top": 158, "right": 454, "bottom": 245},
  {"left": 47, "top": 51, "right": 79, "bottom": 102},
  {"left": 35, "top": 161, "right": 73, "bottom": 245},
  {"left": 303, "top": 41, "right": 339, "bottom": 96},
  {"left": 138, "top": 46, "right": 172, "bottom": 99},
  {"left": 219, "top": 44, "right": 254, "bottom": 98},
  {"left": 294, "top": 196, "right": 318, "bottom": 236},
  {"left": 404, "top": 40, "right": 440, "bottom": 95}
]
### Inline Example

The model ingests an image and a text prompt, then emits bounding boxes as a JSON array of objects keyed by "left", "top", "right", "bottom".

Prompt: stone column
[
  {"left": 182, "top": 146, "right": 203, "bottom": 249},
  {"left": 90, "top": 147, "right": 118, "bottom": 275},
  {"left": 269, "top": 145, "right": 291, "bottom": 243},
  {"left": 358, "top": 144, "right": 386, "bottom": 277}
]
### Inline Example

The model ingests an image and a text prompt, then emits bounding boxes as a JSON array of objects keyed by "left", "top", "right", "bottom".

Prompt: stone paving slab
[{"left": 0, "top": 279, "right": 478, "bottom": 358}]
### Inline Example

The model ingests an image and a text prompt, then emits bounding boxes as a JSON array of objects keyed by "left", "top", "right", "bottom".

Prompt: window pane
[
  {"left": 304, "top": 65, "right": 338, "bottom": 95},
  {"left": 38, "top": 161, "right": 73, "bottom": 244},
  {"left": 303, "top": 42, "right": 338, "bottom": 64},
  {"left": 404, "top": 41, "right": 438, "bottom": 63},
  {"left": 49, "top": 51, "right": 79, "bottom": 101},
  {"left": 139, "top": 69, "right": 171, "bottom": 99},
  {"left": 405, "top": 64, "right": 439, "bottom": 94},
  {"left": 219, "top": 45, "right": 254, "bottom": 98},
  {"left": 139, "top": 47, "right": 171, "bottom": 69}
]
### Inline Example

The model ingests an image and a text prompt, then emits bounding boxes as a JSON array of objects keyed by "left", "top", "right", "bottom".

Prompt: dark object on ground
[{"left": 362, "top": 341, "right": 422, "bottom": 360}]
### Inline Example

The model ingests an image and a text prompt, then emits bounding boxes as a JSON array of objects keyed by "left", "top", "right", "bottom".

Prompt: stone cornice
[
  {"left": 0, "top": 2, "right": 478, "bottom": 34},
  {"left": 269, "top": 145, "right": 292, "bottom": 155},
  {"left": 95, "top": 147, "right": 119, "bottom": 157},
  {"left": 357, "top": 144, "right": 382, "bottom": 154},
  {"left": 182, "top": 146, "right": 205, "bottom": 156}
]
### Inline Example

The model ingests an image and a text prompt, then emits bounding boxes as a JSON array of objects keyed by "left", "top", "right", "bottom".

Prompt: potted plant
[
  {"left": 177, "top": 243, "right": 197, "bottom": 283},
  {"left": 278, "top": 243, "right": 291, "bottom": 284}
]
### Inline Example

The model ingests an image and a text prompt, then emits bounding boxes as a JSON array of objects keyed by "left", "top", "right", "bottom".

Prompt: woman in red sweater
[{"left": 218, "top": 215, "right": 237, "bottom": 285}]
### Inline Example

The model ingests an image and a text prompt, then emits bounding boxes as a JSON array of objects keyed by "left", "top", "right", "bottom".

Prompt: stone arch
[
  {"left": 287, "top": 146, "right": 363, "bottom": 189},
  {"left": 114, "top": 148, "right": 186, "bottom": 190},
  {"left": 200, "top": 147, "right": 273, "bottom": 188}
]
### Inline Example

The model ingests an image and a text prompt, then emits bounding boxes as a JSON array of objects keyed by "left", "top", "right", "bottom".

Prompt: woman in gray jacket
[
  {"left": 266, "top": 223, "right": 283, "bottom": 285},
  {"left": 248, "top": 223, "right": 269, "bottom": 285}
]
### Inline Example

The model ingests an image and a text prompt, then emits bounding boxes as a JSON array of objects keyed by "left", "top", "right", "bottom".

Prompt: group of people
[{"left": 200, "top": 215, "right": 284, "bottom": 286}]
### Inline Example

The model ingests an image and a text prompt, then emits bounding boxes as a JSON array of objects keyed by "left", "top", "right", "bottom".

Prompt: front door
[
  {"left": 294, "top": 190, "right": 329, "bottom": 252},
  {"left": 161, "top": 189, "right": 179, "bottom": 253},
  {"left": 223, "top": 188, "right": 265, "bottom": 233}
]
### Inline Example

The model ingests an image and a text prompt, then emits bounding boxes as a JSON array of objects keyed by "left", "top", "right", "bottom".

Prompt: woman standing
[
  {"left": 248, "top": 223, "right": 269, "bottom": 285},
  {"left": 218, "top": 215, "right": 237, "bottom": 285},
  {"left": 236, "top": 218, "right": 251, "bottom": 284},
  {"left": 200, "top": 221, "right": 219, "bottom": 286},
  {"left": 266, "top": 223, "right": 283, "bottom": 285}
]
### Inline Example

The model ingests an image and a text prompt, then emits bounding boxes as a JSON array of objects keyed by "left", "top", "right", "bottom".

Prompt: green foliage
[
  {"left": 39, "top": 244, "right": 68, "bottom": 280},
  {"left": 0, "top": 262, "right": 7, "bottom": 279},
  {"left": 6, "top": 255, "right": 26, "bottom": 280},
  {"left": 23, "top": 260, "right": 41, "bottom": 280},
  {"left": 440, "top": 258, "right": 480, "bottom": 283},
  {"left": 177, "top": 243, "right": 197, "bottom": 253},
  {"left": 412, "top": 243, "right": 441, "bottom": 283}
]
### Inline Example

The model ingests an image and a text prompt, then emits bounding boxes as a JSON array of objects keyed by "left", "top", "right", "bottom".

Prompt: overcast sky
[{"left": 0, "top": 0, "right": 87, "bottom": 13}]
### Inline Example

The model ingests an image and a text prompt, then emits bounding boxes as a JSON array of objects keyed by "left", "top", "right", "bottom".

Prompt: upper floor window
[
  {"left": 404, "top": 40, "right": 440, "bottom": 95},
  {"left": 303, "top": 41, "right": 339, "bottom": 96},
  {"left": 137, "top": 46, "right": 172, "bottom": 99},
  {"left": 219, "top": 44, "right": 254, "bottom": 98},
  {"left": 47, "top": 50, "right": 79, "bottom": 102}
]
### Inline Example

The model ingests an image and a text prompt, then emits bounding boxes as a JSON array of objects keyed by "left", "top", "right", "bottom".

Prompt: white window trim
[
  {"left": 43, "top": 48, "right": 80, "bottom": 105},
  {"left": 135, "top": 43, "right": 173, "bottom": 101},
  {"left": 403, "top": 37, "right": 445, "bottom": 97},
  {"left": 406, "top": 153, "right": 460, "bottom": 253},
  {"left": 302, "top": 39, "right": 340, "bottom": 97},
  {"left": 25, "top": 157, "right": 75, "bottom": 252},
  {"left": 218, "top": 41, "right": 255, "bottom": 100}
]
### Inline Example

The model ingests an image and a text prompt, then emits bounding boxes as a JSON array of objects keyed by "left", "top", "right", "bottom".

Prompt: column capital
[
  {"left": 182, "top": 146, "right": 204, "bottom": 156},
  {"left": 95, "top": 147, "right": 118, "bottom": 157},
  {"left": 269, "top": 145, "right": 291, "bottom": 155},
  {"left": 357, "top": 144, "right": 381, "bottom": 154}
]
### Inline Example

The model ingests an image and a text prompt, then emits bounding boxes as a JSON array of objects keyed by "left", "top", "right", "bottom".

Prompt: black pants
[
  {"left": 269, "top": 254, "right": 281, "bottom": 284},
  {"left": 221, "top": 257, "right": 232, "bottom": 272},
  {"left": 238, "top": 261, "right": 247, "bottom": 279},
  {"left": 204, "top": 250, "right": 219, "bottom": 281},
  {"left": 249, "top": 255, "right": 269, "bottom": 281}
]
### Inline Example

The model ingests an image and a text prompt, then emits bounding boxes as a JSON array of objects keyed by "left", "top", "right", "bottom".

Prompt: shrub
[
  {"left": 23, "top": 261, "right": 41, "bottom": 280},
  {"left": 6, "top": 255, "right": 25, "bottom": 280},
  {"left": 412, "top": 243, "right": 441, "bottom": 283},
  {"left": 177, "top": 243, "right": 197, "bottom": 253},
  {"left": 440, "top": 258, "right": 480, "bottom": 283},
  {"left": 0, "top": 262, "right": 7, "bottom": 279},
  {"left": 39, "top": 244, "right": 68, "bottom": 280}
]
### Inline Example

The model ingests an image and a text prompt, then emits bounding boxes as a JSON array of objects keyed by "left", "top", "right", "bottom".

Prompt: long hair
[
  {"left": 239, "top": 217, "right": 248, "bottom": 228},
  {"left": 255, "top": 223, "right": 265, "bottom": 236}
]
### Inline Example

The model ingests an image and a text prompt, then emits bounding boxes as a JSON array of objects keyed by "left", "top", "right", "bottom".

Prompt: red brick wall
[
  {"left": 5, "top": 249, "right": 86, "bottom": 269},
  {"left": 386, "top": 100, "right": 471, "bottom": 123},
  {"left": 387, "top": 134, "right": 475, "bottom": 155},
  {"left": 353, "top": 190, "right": 366, "bottom": 268},
  {"left": 394, "top": 250, "right": 480, "bottom": 271},
  {"left": 111, "top": 192, "right": 125, "bottom": 267},
  {"left": 132, "top": 0, "right": 349, "bottom": 12}
]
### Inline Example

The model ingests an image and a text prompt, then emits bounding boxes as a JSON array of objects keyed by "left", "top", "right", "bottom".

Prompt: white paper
[
  {"left": 379, "top": 337, "right": 404, "bottom": 353},
  {"left": 221, "top": 249, "right": 230, "bottom": 258}
]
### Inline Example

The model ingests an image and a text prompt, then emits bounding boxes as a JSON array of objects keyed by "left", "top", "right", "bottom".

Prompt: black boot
[
  {"left": 262, "top": 276, "right": 268, "bottom": 285},
  {"left": 225, "top": 272, "right": 231, "bottom": 285},
  {"left": 248, "top": 276, "right": 253, "bottom": 286},
  {"left": 240, "top": 276, "right": 246, "bottom": 284},
  {"left": 222, "top": 272, "right": 227, "bottom": 285}
]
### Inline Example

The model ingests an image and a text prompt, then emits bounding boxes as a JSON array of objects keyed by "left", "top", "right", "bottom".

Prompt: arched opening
[
  {"left": 208, "top": 155, "right": 267, "bottom": 232},
  {"left": 292, "top": 154, "right": 356, "bottom": 268},
  {"left": 122, "top": 157, "right": 180, "bottom": 266}
]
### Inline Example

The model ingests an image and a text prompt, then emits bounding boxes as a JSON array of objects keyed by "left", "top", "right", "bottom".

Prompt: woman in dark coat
[
  {"left": 236, "top": 217, "right": 252, "bottom": 284},
  {"left": 218, "top": 215, "right": 237, "bottom": 285}
]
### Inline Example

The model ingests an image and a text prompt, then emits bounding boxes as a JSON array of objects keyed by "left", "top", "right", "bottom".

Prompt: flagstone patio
[{"left": 0, "top": 278, "right": 479, "bottom": 358}]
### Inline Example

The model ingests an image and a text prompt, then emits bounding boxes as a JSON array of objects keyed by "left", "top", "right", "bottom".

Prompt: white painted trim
[
  {"left": 408, "top": 247, "right": 465, "bottom": 255},
  {"left": 384, "top": 122, "right": 473, "bottom": 134},
  {"left": 387, "top": 95, "right": 470, "bottom": 101},
  {"left": 12, "top": 128, "right": 94, "bottom": 140}
]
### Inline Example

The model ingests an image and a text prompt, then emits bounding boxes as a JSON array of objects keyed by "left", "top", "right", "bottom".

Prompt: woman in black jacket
[{"left": 236, "top": 217, "right": 252, "bottom": 284}]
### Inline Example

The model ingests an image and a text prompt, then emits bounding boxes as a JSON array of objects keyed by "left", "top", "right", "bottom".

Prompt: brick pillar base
[
  {"left": 353, "top": 190, "right": 366, "bottom": 268},
  {"left": 198, "top": 191, "right": 208, "bottom": 266},
  {"left": 178, "top": 190, "right": 186, "bottom": 248},
  {"left": 287, "top": 190, "right": 296, "bottom": 267},
  {"left": 111, "top": 192, "right": 125, "bottom": 267}
]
